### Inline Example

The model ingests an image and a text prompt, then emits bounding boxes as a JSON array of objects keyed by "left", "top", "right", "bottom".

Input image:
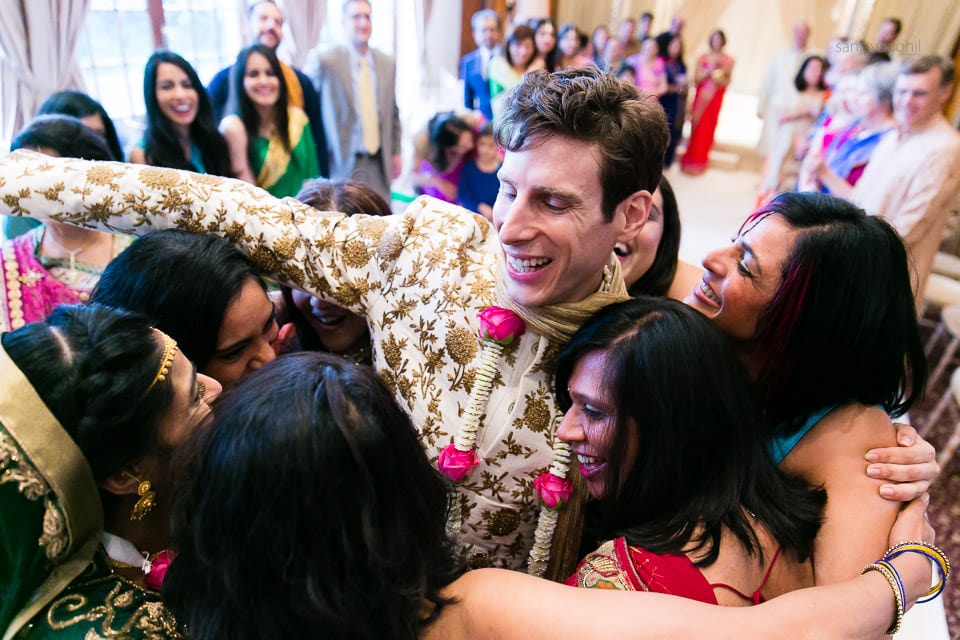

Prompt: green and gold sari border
[{"left": 0, "top": 342, "right": 103, "bottom": 640}]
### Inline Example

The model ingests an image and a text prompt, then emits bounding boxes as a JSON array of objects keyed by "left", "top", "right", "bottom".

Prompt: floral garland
[
  {"left": 528, "top": 434, "right": 574, "bottom": 576},
  {"left": 438, "top": 306, "right": 574, "bottom": 575},
  {"left": 102, "top": 531, "right": 175, "bottom": 591}
]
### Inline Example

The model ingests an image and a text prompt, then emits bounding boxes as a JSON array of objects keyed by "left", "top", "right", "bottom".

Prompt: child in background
[{"left": 458, "top": 124, "right": 501, "bottom": 221}]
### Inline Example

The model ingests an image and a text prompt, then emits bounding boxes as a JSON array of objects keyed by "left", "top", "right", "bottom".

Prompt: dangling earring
[{"left": 123, "top": 472, "right": 157, "bottom": 521}]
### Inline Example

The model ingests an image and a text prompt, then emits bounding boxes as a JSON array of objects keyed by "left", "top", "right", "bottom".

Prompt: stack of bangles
[{"left": 860, "top": 541, "right": 951, "bottom": 635}]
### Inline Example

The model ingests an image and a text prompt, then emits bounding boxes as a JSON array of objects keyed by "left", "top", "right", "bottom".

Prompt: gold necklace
[{"left": 41, "top": 228, "right": 97, "bottom": 272}]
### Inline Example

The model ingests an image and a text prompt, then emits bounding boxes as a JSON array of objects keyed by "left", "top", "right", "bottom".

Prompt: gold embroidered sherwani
[{"left": 0, "top": 151, "right": 568, "bottom": 569}]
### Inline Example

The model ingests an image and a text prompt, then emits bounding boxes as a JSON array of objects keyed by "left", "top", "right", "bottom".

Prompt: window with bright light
[{"left": 75, "top": 0, "right": 243, "bottom": 140}]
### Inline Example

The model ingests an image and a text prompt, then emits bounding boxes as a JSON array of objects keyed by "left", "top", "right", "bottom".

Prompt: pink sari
[
  {"left": 0, "top": 228, "right": 125, "bottom": 331},
  {"left": 681, "top": 53, "right": 734, "bottom": 175}
]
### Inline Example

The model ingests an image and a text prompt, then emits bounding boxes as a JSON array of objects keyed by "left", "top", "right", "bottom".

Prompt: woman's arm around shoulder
[{"left": 781, "top": 404, "right": 899, "bottom": 584}]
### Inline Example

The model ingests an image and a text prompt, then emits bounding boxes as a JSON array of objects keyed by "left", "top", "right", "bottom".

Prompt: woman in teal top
[
  {"left": 682, "top": 192, "right": 934, "bottom": 594},
  {"left": 220, "top": 45, "right": 319, "bottom": 198},
  {"left": 130, "top": 51, "right": 232, "bottom": 177}
]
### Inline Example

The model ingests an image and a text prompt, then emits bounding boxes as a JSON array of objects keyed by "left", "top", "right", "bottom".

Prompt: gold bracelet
[
  {"left": 884, "top": 541, "right": 951, "bottom": 601},
  {"left": 862, "top": 562, "right": 904, "bottom": 635}
]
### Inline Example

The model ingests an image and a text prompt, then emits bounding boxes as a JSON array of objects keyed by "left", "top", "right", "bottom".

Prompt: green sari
[
  {"left": 252, "top": 106, "right": 320, "bottom": 199},
  {"left": 0, "top": 345, "right": 180, "bottom": 639}
]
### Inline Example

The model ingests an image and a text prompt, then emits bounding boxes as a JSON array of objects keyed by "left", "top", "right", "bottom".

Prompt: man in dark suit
[
  {"left": 460, "top": 9, "right": 501, "bottom": 122},
  {"left": 303, "top": 0, "right": 400, "bottom": 203},
  {"left": 206, "top": 0, "right": 328, "bottom": 176}
]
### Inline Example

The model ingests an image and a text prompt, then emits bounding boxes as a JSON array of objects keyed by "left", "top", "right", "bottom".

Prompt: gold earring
[{"left": 123, "top": 472, "right": 157, "bottom": 521}]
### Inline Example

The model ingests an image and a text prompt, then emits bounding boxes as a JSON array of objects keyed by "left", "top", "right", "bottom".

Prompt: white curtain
[
  {"left": 0, "top": 0, "right": 91, "bottom": 149},
  {"left": 279, "top": 0, "right": 326, "bottom": 67}
]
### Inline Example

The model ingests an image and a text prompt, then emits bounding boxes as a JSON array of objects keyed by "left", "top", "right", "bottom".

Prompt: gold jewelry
[
  {"left": 198, "top": 380, "right": 206, "bottom": 399},
  {"left": 123, "top": 471, "right": 157, "bottom": 521},
  {"left": 40, "top": 227, "right": 97, "bottom": 272},
  {"left": 146, "top": 329, "right": 178, "bottom": 392},
  {"left": 883, "top": 540, "right": 951, "bottom": 601},
  {"left": 108, "top": 549, "right": 164, "bottom": 570},
  {"left": 861, "top": 562, "right": 904, "bottom": 635}
]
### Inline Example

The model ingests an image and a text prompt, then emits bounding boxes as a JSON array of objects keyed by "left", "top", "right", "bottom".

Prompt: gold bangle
[
  {"left": 862, "top": 562, "right": 904, "bottom": 635},
  {"left": 884, "top": 541, "right": 951, "bottom": 601}
]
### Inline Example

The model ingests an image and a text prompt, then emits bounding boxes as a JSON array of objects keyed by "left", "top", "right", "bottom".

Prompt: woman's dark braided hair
[{"left": 2, "top": 303, "right": 174, "bottom": 480}]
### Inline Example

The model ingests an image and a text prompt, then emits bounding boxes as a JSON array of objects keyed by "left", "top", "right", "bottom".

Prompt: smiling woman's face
[
  {"left": 290, "top": 290, "right": 369, "bottom": 356},
  {"left": 556, "top": 349, "right": 638, "bottom": 499},
  {"left": 203, "top": 278, "right": 279, "bottom": 388},
  {"left": 684, "top": 213, "right": 797, "bottom": 342},
  {"left": 616, "top": 187, "right": 664, "bottom": 288}
]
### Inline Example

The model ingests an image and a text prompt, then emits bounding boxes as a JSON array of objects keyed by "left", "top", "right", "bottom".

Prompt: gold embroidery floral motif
[
  {"left": 515, "top": 388, "right": 553, "bottom": 434},
  {"left": 85, "top": 165, "right": 123, "bottom": 188},
  {"left": 39, "top": 182, "right": 65, "bottom": 203},
  {"left": 136, "top": 167, "right": 182, "bottom": 190},
  {"left": 480, "top": 507, "right": 523, "bottom": 538},
  {"left": 3, "top": 188, "right": 32, "bottom": 216},
  {"left": 0, "top": 427, "right": 69, "bottom": 559},
  {"left": 342, "top": 239, "right": 370, "bottom": 268},
  {"left": 444, "top": 326, "right": 478, "bottom": 391},
  {"left": 46, "top": 583, "right": 182, "bottom": 639},
  {"left": 0, "top": 428, "right": 49, "bottom": 500},
  {"left": 0, "top": 155, "right": 578, "bottom": 569}
]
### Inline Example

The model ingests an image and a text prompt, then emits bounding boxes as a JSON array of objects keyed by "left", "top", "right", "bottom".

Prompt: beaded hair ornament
[{"left": 146, "top": 329, "right": 178, "bottom": 392}]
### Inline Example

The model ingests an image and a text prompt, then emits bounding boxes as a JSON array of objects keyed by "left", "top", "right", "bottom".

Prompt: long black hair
[
  {"left": 427, "top": 112, "right": 473, "bottom": 172},
  {"left": 165, "top": 353, "right": 461, "bottom": 639},
  {"left": 628, "top": 175, "right": 680, "bottom": 297},
  {"left": 142, "top": 51, "right": 232, "bottom": 176},
  {"left": 556, "top": 297, "right": 824, "bottom": 567},
  {"left": 91, "top": 229, "right": 265, "bottom": 371},
  {"left": 11, "top": 114, "right": 113, "bottom": 162},
  {"left": 231, "top": 44, "right": 291, "bottom": 157}
]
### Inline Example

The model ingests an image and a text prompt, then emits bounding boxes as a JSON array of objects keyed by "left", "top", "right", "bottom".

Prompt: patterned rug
[{"left": 914, "top": 324, "right": 959, "bottom": 638}]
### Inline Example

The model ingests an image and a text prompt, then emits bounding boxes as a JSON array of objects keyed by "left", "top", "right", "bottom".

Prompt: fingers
[
  {"left": 868, "top": 458, "right": 940, "bottom": 482},
  {"left": 893, "top": 423, "right": 917, "bottom": 446},
  {"left": 888, "top": 493, "right": 931, "bottom": 546},
  {"left": 865, "top": 441, "right": 936, "bottom": 465},
  {"left": 275, "top": 322, "right": 297, "bottom": 356},
  {"left": 869, "top": 456, "right": 939, "bottom": 501},
  {"left": 878, "top": 479, "right": 933, "bottom": 501}
]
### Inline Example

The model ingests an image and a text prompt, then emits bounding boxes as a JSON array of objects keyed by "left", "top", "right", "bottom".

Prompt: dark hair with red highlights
[{"left": 746, "top": 192, "right": 926, "bottom": 435}]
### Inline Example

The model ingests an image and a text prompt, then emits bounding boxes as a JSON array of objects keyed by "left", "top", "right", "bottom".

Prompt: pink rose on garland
[
  {"left": 534, "top": 472, "right": 574, "bottom": 510},
  {"left": 438, "top": 443, "right": 481, "bottom": 482},
  {"left": 144, "top": 550, "right": 175, "bottom": 591},
  {"left": 478, "top": 306, "right": 526, "bottom": 346}
]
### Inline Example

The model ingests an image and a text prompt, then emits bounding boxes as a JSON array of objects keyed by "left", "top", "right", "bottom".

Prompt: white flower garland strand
[
  {"left": 455, "top": 341, "right": 503, "bottom": 450},
  {"left": 445, "top": 340, "right": 504, "bottom": 537},
  {"left": 442, "top": 311, "right": 574, "bottom": 575},
  {"left": 527, "top": 433, "right": 573, "bottom": 577}
]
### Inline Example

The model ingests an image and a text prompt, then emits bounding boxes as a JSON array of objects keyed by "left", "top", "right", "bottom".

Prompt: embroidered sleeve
[
  {"left": 569, "top": 540, "right": 639, "bottom": 591},
  {"left": 0, "top": 150, "right": 454, "bottom": 314}
]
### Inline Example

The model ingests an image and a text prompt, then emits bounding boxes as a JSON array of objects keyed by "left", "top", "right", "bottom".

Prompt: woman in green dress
[
  {"left": 220, "top": 44, "right": 319, "bottom": 198},
  {"left": 0, "top": 304, "right": 220, "bottom": 639}
]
